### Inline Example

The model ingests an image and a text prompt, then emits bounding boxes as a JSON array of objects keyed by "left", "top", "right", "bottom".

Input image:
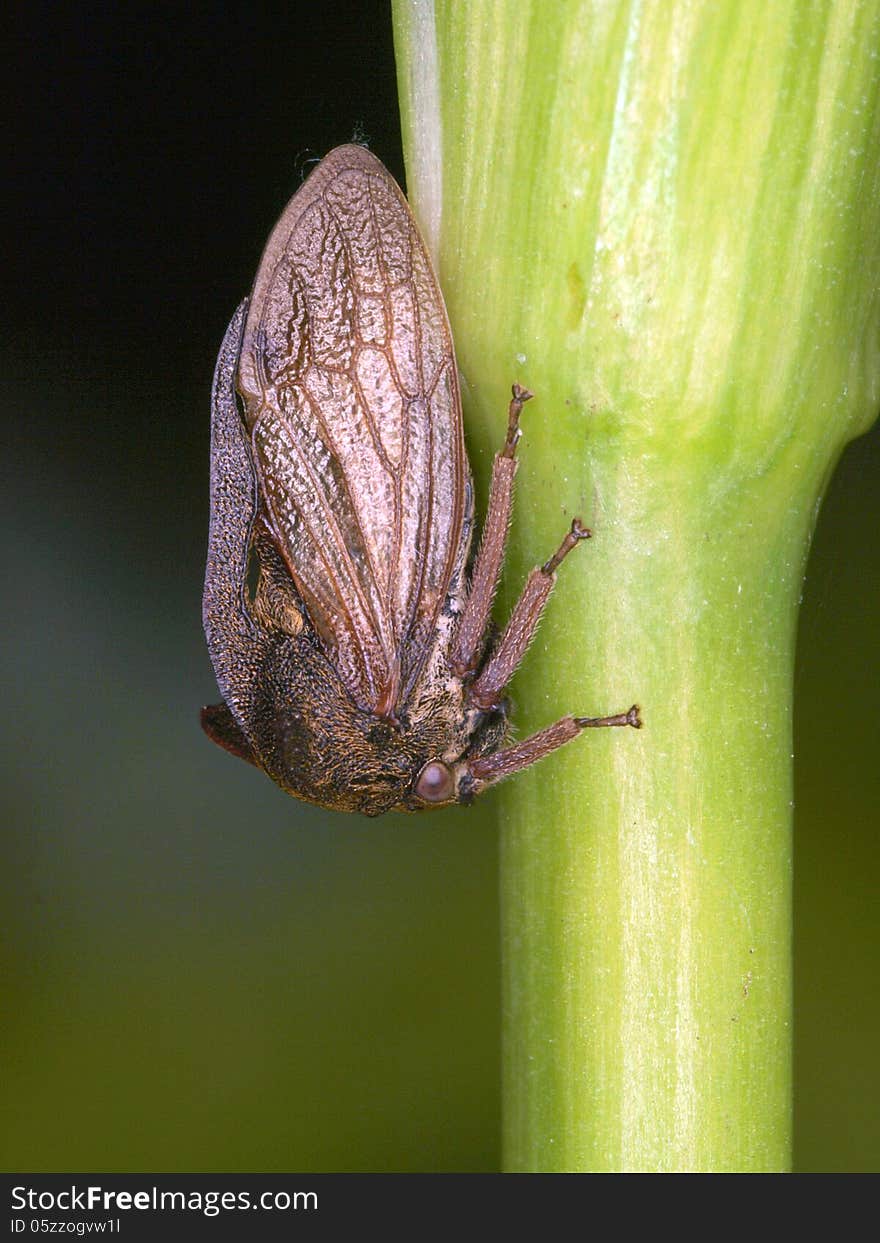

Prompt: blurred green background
[{"left": 3, "top": 4, "right": 877, "bottom": 1172}]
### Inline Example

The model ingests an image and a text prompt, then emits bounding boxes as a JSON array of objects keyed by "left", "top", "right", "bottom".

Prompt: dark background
[{"left": 3, "top": 3, "right": 878, "bottom": 1171}]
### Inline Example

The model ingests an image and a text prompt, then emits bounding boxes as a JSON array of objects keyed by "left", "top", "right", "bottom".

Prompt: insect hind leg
[{"left": 451, "top": 384, "right": 532, "bottom": 677}]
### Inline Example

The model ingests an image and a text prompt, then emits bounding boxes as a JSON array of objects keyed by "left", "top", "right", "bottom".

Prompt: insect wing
[{"left": 238, "top": 145, "right": 467, "bottom": 717}]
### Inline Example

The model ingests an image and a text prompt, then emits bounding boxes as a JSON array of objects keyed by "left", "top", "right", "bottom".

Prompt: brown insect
[{"left": 201, "top": 144, "right": 640, "bottom": 815}]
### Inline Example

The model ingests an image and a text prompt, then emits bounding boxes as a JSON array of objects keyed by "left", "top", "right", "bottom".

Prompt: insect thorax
[{"left": 246, "top": 627, "right": 505, "bottom": 816}]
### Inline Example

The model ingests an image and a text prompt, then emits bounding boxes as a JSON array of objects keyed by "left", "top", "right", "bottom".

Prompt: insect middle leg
[{"left": 467, "top": 518, "right": 591, "bottom": 711}]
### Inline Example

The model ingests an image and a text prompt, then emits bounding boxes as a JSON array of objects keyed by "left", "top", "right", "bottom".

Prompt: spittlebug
[{"left": 201, "top": 144, "right": 640, "bottom": 815}]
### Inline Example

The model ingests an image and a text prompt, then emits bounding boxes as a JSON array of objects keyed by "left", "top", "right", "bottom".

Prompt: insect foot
[
  {"left": 575, "top": 704, "right": 643, "bottom": 730},
  {"left": 542, "top": 518, "right": 592, "bottom": 576},
  {"left": 503, "top": 384, "right": 533, "bottom": 459}
]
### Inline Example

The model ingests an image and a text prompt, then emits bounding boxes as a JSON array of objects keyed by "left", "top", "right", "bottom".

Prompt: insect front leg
[
  {"left": 467, "top": 517, "right": 591, "bottom": 711},
  {"left": 465, "top": 704, "right": 642, "bottom": 794},
  {"left": 451, "top": 384, "right": 532, "bottom": 676}
]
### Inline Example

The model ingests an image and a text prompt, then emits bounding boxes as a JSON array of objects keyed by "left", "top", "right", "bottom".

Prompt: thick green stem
[
  {"left": 500, "top": 456, "right": 814, "bottom": 1171},
  {"left": 393, "top": 0, "right": 880, "bottom": 1170}
]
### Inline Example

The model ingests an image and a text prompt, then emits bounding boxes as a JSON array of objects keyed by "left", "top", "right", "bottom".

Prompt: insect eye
[{"left": 415, "top": 761, "right": 455, "bottom": 804}]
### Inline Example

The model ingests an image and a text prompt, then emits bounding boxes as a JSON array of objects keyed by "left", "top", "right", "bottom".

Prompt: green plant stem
[
  {"left": 500, "top": 456, "right": 815, "bottom": 1171},
  {"left": 393, "top": 0, "right": 880, "bottom": 1170}
]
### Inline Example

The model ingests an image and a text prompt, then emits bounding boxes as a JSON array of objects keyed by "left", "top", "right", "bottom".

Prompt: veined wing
[{"left": 237, "top": 145, "right": 467, "bottom": 717}]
